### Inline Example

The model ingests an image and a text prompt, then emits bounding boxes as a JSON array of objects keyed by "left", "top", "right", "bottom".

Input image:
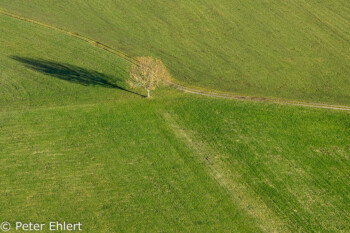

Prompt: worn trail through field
[{"left": 1, "top": 8, "right": 349, "bottom": 112}]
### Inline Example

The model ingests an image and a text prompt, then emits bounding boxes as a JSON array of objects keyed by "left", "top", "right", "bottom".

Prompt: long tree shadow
[{"left": 11, "top": 56, "right": 144, "bottom": 97}]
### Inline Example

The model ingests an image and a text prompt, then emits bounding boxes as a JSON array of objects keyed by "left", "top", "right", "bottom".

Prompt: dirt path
[
  {"left": 1, "top": 8, "right": 349, "bottom": 112},
  {"left": 165, "top": 81, "right": 350, "bottom": 111}
]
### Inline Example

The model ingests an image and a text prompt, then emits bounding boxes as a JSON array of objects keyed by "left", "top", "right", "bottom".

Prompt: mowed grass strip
[
  {"left": 1, "top": 0, "right": 349, "bottom": 104},
  {"left": 165, "top": 97, "right": 350, "bottom": 232}
]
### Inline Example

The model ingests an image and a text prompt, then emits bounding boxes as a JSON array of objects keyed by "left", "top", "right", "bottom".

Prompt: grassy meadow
[
  {"left": 0, "top": 2, "right": 349, "bottom": 233},
  {"left": 0, "top": 0, "right": 349, "bottom": 104}
]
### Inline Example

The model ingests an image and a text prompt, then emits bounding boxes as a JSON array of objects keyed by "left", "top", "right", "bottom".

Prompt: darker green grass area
[
  {"left": 0, "top": 102, "right": 261, "bottom": 232},
  {"left": 1, "top": 0, "right": 349, "bottom": 104}
]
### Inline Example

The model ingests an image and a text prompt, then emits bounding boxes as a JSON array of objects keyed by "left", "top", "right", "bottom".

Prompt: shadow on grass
[{"left": 11, "top": 56, "right": 144, "bottom": 97}]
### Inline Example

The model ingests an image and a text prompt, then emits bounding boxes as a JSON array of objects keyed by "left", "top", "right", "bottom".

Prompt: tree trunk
[{"left": 147, "top": 89, "right": 150, "bottom": 98}]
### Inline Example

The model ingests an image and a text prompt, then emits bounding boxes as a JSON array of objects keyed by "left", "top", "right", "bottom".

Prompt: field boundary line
[{"left": 1, "top": 8, "right": 349, "bottom": 112}]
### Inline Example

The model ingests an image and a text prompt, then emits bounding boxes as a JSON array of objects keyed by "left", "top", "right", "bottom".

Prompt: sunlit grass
[{"left": 0, "top": 7, "right": 349, "bottom": 232}]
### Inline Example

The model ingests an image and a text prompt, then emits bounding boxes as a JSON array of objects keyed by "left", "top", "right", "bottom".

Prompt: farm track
[{"left": 1, "top": 8, "right": 350, "bottom": 112}]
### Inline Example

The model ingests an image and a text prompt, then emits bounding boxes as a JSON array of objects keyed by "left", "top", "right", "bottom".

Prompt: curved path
[
  {"left": 165, "top": 81, "right": 350, "bottom": 111},
  {"left": 1, "top": 8, "right": 349, "bottom": 112}
]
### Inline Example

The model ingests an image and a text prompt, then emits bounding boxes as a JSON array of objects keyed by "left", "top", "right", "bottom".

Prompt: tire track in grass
[
  {"left": 1, "top": 7, "right": 350, "bottom": 112},
  {"left": 161, "top": 112, "right": 289, "bottom": 233}
]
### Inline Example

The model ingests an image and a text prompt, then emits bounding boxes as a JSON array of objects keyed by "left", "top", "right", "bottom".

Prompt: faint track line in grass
[
  {"left": 0, "top": 8, "right": 136, "bottom": 64},
  {"left": 1, "top": 8, "right": 350, "bottom": 112},
  {"left": 162, "top": 112, "right": 289, "bottom": 233}
]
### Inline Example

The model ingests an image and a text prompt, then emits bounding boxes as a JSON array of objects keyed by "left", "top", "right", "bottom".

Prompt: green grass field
[
  {"left": 0, "top": 2, "right": 349, "bottom": 232},
  {"left": 1, "top": 0, "right": 349, "bottom": 105}
]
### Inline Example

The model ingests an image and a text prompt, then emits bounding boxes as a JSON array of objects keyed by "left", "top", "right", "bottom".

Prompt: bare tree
[{"left": 128, "top": 57, "right": 170, "bottom": 98}]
